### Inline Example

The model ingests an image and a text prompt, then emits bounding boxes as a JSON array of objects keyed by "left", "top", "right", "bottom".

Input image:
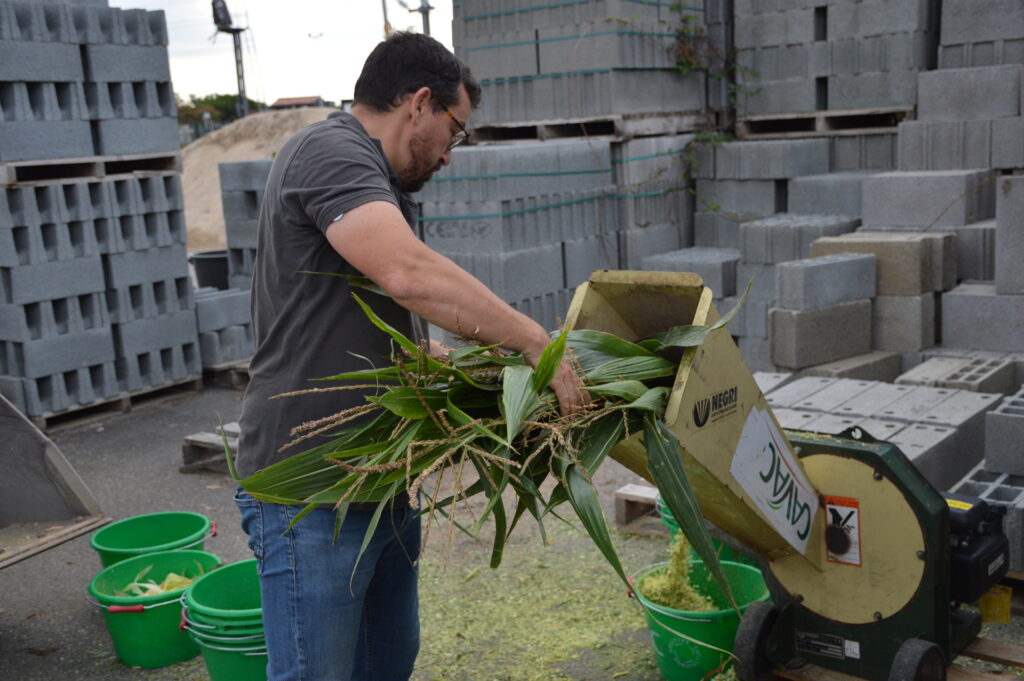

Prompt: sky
[{"left": 114, "top": 0, "right": 455, "bottom": 106}]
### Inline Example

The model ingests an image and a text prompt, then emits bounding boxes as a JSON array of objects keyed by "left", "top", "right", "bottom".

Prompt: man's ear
[{"left": 409, "top": 86, "right": 432, "bottom": 121}]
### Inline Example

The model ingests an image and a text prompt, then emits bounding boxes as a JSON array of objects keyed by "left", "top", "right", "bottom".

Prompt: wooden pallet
[
  {"left": 0, "top": 151, "right": 181, "bottom": 187},
  {"left": 32, "top": 376, "right": 203, "bottom": 432},
  {"left": 181, "top": 421, "right": 238, "bottom": 474},
  {"left": 203, "top": 358, "right": 251, "bottom": 391},
  {"left": 471, "top": 110, "right": 718, "bottom": 143},
  {"left": 736, "top": 106, "right": 913, "bottom": 140}
]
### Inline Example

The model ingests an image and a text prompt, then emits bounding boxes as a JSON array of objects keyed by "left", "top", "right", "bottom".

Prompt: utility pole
[
  {"left": 211, "top": 0, "right": 249, "bottom": 118},
  {"left": 396, "top": 0, "right": 433, "bottom": 35},
  {"left": 381, "top": 0, "right": 393, "bottom": 37}
]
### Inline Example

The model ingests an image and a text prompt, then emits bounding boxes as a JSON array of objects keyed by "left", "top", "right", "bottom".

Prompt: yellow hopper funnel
[{"left": 566, "top": 270, "right": 823, "bottom": 568}]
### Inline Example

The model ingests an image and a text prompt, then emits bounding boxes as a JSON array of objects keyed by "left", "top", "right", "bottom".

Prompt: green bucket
[
  {"left": 87, "top": 549, "right": 222, "bottom": 668},
  {"left": 90, "top": 511, "right": 215, "bottom": 567},
  {"left": 183, "top": 559, "right": 263, "bottom": 632},
  {"left": 632, "top": 560, "right": 769, "bottom": 681},
  {"left": 194, "top": 636, "right": 268, "bottom": 681}
]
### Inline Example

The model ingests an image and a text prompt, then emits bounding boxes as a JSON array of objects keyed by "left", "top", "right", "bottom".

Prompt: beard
[{"left": 399, "top": 130, "right": 443, "bottom": 193}]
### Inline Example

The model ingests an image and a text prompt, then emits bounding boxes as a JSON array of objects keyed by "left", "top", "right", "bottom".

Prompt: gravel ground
[{"left": 0, "top": 384, "right": 1021, "bottom": 680}]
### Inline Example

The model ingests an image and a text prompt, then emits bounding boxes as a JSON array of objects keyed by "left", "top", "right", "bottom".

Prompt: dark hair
[{"left": 354, "top": 32, "right": 481, "bottom": 113}]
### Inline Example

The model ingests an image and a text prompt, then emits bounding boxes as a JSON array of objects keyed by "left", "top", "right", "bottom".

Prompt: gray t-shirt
[{"left": 236, "top": 111, "right": 420, "bottom": 478}]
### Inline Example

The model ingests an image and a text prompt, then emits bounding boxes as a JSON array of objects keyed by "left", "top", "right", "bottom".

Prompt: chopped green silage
[
  {"left": 414, "top": 518, "right": 666, "bottom": 681},
  {"left": 636, "top": 533, "right": 715, "bottom": 612}
]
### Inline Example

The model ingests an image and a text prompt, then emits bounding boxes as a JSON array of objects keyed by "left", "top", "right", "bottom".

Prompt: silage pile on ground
[{"left": 181, "top": 107, "right": 334, "bottom": 251}]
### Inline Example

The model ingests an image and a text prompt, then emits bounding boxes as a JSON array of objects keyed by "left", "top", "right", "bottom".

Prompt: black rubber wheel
[
  {"left": 888, "top": 638, "right": 946, "bottom": 681},
  {"left": 734, "top": 600, "right": 779, "bottom": 681}
]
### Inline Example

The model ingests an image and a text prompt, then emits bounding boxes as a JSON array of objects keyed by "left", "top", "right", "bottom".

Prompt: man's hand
[{"left": 542, "top": 358, "right": 592, "bottom": 417}]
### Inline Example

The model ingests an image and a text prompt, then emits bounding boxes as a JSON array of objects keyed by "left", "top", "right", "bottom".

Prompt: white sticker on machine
[{"left": 825, "top": 495, "right": 862, "bottom": 567}]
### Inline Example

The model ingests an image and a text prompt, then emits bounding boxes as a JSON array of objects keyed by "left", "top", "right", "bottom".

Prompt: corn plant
[{"left": 227, "top": 284, "right": 748, "bottom": 649}]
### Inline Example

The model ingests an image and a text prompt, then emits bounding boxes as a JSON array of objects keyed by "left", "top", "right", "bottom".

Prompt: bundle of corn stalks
[{"left": 227, "top": 285, "right": 748, "bottom": 625}]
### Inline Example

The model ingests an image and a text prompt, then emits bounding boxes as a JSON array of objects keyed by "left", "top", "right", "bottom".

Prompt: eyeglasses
[{"left": 439, "top": 103, "right": 469, "bottom": 150}]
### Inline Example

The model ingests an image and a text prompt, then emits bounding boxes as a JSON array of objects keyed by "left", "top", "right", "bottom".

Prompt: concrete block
[
  {"left": 787, "top": 172, "right": 874, "bottom": 217},
  {"left": 741, "top": 214, "right": 860, "bottom": 265},
  {"left": 770, "top": 299, "right": 873, "bottom": 369},
  {"left": 991, "top": 118, "right": 1024, "bottom": 169},
  {"left": 199, "top": 325, "right": 253, "bottom": 366},
  {"left": 987, "top": 393, "right": 1024, "bottom": 475},
  {"left": 950, "top": 463, "right": 1024, "bottom": 570},
  {"left": 0, "top": 120, "right": 94, "bottom": 162},
  {"left": 640, "top": 247, "right": 740, "bottom": 297},
  {"left": 695, "top": 179, "right": 779, "bottom": 216},
  {"left": 713, "top": 139, "right": 830, "bottom": 180},
  {"left": 564, "top": 234, "right": 619, "bottom": 290},
  {"left": 772, "top": 408, "right": 820, "bottom": 431},
  {"left": 856, "top": 418, "right": 909, "bottom": 442},
  {"left": 803, "top": 412, "right": 862, "bottom": 436},
  {"left": 738, "top": 335, "right": 776, "bottom": 372},
  {"left": 810, "top": 232, "right": 934, "bottom": 296},
  {"left": 115, "top": 342, "right": 201, "bottom": 393},
  {"left": 742, "top": 298, "right": 769, "bottom": 339},
  {"left": 0, "top": 291, "right": 109, "bottom": 342},
  {"left": 765, "top": 375, "right": 837, "bottom": 408},
  {"left": 617, "top": 223, "right": 684, "bottom": 270},
  {"left": 194, "top": 288, "right": 251, "bottom": 333},
  {"left": 832, "top": 382, "right": 916, "bottom": 417},
  {"left": 1, "top": 256, "right": 105, "bottom": 305},
  {"left": 954, "top": 220, "right": 996, "bottom": 281},
  {"left": 941, "top": 0, "right": 1024, "bottom": 47},
  {"left": 891, "top": 423, "right": 965, "bottom": 491},
  {"left": 942, "top": 282, "right": 1024, "bottom": 352},
  {"left": 0, "top": 327, "right": 115, "bottom": 379},
  {"left": 861, "top": 170, "right": 996, "bottom": 229},
  {"left": 828, "top": 71, "right": 918, "bottom": 110},
  {"left": 81, "top": 44, "right": 169, "bottom": 82},
  {"left": 618, "top": 184, "right": 688, "bottom": 232},
  {"left": 897, "top": 120, "right": 993, "bottom": 171},
  {"left": 105, "top": 276, "right": 193, "bottom": 323},
  {"left": 916, "top": 389, "right": 1001, "bottom": 464},
  {"left": 918, "top": 65, "right": 1022, "bottom": 121},
  {"left": 218, "top": 160, "right": 274, "bottom": 192},
  {"left": 93, "top": 117, "right": 179, "bottom": 156},
  {"left": 831, "top": 134, "right": 898, "bottom": 172},
  {"left": 791, "top": 378, "right": 877, "bottom": 412},
  {"left": 693, "top": 212, "right": 747, "bottom": 249},
  {"left": 876, "top": 385, "right": 958, "bottom": 423},
  {"left": 775, "top": 253, "right": 876, "bottom": 310},
  {"left": 104, "top": 244, "right": 188, "bottom": 289},
  {"left": 996, "top": 175, "right": 1024, "bottom": 294},
  {"left": 872, "top": 294, "right": 936, "bottom": 352},
  {"left": 0, "top": 41, "right": 83, "bottom": 82},
  {"left": 737, "top": 78, "right": 817, "bottom": 117},
  {"left": 897, "top": 356, "right": 976, "bottom": 387},
  {"left": 736, "top": 263, "right": 777, "bottom": 303},
  {"left": 754, "top": 371, "right": 795, "bottom": 395},
  {"left": 803, "top": 351, "right": 902, "bottom": 382},
  {"left": 113, "top": 309, "right": 198, "bottom": 357},
  {"left": 941, "top": 358, "right": 1016, "bottom": 394}
]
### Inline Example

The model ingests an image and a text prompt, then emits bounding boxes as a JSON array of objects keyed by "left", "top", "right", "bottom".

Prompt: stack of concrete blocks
[
  {"left": 986, "top": 386, "right": 1024, "bottom": 478},
  {"left": 938, "top": 0, "right": 1024, "bottom": 70},
  {"left": 769, "top": 251, "right": 874, "bottom": 372},
  {"left": 457, "top": 0, "right": 707, "bottom": 127},
  {"left": 218, "top": 160, "right": 272, "bottom": 290},
  {"left": 763, "top": 375, "right": 1000, "bottom": 493},
  {"left": 613, "top": 134, "right": 694, "bottom": 268},
  {"left": 941, "top": 175, "right": 1024, "bottom": 355},
  {"left": 920, "top": 347, "right": 1024, "bottom": 394},
  {"left": 900, "top": 65, "right": 1024, "bottom": 172},
  {"left": 896, "top": 356, "right": 1017, "bottom": 395},
  {"left": 0, "top": 0, "right": 177, "bottom": 161},
  {"left": 703, "top": 0, "right": 733, "bottom": 114},
  {"left": 733, "top": 0, "right": 938, "bottom": 115},
  {"left": 194, "top": 287, "right": 253, "bottom": 366},
  {"left": 417, "top": 139, "right": 618, "bottom": 331}
]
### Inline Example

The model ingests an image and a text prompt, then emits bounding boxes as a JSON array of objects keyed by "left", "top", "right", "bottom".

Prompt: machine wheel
[
  {"left": 888, "top": 638, "right": 946, "bottom": 681},
  {"left": 734, "top": 600, "right": 779, "bottom": 681}
]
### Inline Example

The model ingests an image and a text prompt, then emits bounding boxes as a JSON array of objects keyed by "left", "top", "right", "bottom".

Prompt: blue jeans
[{"left": 234, "top": 489, "right": 421, "bottom": 681}]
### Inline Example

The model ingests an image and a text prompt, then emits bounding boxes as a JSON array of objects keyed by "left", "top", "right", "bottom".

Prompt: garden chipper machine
[{"left": 566, "top": 270, "right": 1010, "bottom": 681}]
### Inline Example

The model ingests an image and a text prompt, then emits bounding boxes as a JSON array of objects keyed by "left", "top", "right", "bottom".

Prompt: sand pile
[{"left": 182, "top": 107, "right": 334, "bottom": 251}]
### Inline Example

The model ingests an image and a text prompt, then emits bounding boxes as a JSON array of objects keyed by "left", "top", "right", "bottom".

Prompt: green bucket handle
[
  {"left": 83, "top": 587, "right": 184, "bottom": 614},
  {"left": 175, "top": 521, "right": 218, "bottom": 551},
  {"left": 193, "top": 638, "right": 268, "bottom": 655}
]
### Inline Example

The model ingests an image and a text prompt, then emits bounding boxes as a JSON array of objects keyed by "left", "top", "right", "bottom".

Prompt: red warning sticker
[{"left": 825, "top": 496, "right": 861, "bottom": 567}]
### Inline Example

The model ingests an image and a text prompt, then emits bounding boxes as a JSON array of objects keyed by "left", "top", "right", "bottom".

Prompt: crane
[{"left": 211, "top": 0, "right": 249, "bottom": 118}]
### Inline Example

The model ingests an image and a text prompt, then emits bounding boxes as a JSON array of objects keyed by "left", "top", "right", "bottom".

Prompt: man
[{"left": 234, "top": 32, "right": 590, "bottom": 681}]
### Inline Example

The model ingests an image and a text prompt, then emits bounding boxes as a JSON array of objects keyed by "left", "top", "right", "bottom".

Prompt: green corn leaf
[
  {"left": 642, "top": 413, "right": 736, "bottom": 611},
  {"left": 563, "top": 465, "right": 628, "bottom": 586},
  {"left": 352, "top": 481, "right": 403, "bottom": 580},
  {"left": 582, "top": 380, "right": 650, "bottom": 402},
  {"left": 615, "top": 386, "right": 670, "bottom": 414},
  {"left": 532, "top": 330, "right": 568, "bottom": 393},
  {"left": 500, "top": 364, "right": 543, "bottom": 443},
  {"left": 352, "top": 293, "right": 428, "bottom": 360},
  {"left": 368, "top": 387, "right": 446, "bottom": 419},
  {"left": 313, "top": 366, "right": 403, "bottom": 382},
  {"left": 445, "top": 396, "right": 510, "bottom": 449},
  {"left": 564, "top": 330, "right": 657, "bottom": 358},
  {"left": 586, "top": 356, "right": 677, "bottom": 383},
  {"left": 574, "top": 414, "right": 626, "bottom": 474}
]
